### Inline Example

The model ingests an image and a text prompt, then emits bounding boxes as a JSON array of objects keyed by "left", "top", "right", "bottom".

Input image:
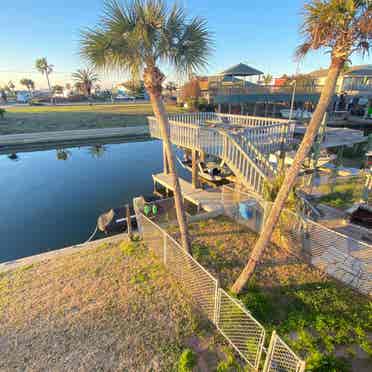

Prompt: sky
[{"left": 0, "top": 0, "right": 369, "bottom": 89}]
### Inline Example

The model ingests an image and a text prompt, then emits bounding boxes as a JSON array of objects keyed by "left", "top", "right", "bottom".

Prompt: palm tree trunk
[
  {"left": 144, "top": 66, "right": 191, "bottom": 253},
  {"left": 231, "top": 57, "right": 344, "bottom": 294},
  {"left": 46, "top": 72, "right": 53, "bottom": 104}
]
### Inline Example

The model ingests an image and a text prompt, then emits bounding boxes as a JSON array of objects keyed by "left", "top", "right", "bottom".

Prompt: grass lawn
[
  {"left": 169, "top": 217, "right": 372, "bottom": 372},
  {"left": 0, "top": 239, "right": 231, "bottom": 371},
  {"left": 316, "top": 176, "right": 365, "bottom": 210},
  {"left": 0, "top": 103, "right": 183, "bottom": 135}
]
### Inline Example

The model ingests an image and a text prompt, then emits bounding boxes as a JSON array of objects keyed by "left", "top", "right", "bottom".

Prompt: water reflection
[
  {"left": 56, "top": 149, "right": 71, "bottom": 161},
  {"left": 0, "top": 139, "right": 188, "bottom": 263},
  {"left": 88, "top": 144, "right": 107, "bottom": 159}
]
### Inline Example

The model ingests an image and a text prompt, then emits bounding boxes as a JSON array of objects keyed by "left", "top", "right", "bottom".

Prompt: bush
[
  {"left": 0, "top": 108, "right": 5, "bottom": 119},
  {"left": 178, "top": 349, "right": 197, "bottom": 372}
]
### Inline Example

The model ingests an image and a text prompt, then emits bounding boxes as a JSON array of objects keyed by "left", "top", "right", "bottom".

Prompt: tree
[
  {"left": 165, "top": 81, "right": 177, "bottom": 97},
  {"left": 52, "top": 85, "right": 64, "bottom": 95},
  {"left": 80, "top": 0, "right": 211, "bottom": 253},
  {"left": 20, "top": 78, "right": 35, "bottom": 93},
  {"left": 74, "top": 82, "right": 85, "bottom": 95},
  {"left": 35, "top": 57, "right": 54, "bottom": 94},
  {"left": 231, "top": 0, "right": 371, "bottom": 294},
  {"left": 122, "top": 80, "right": 145, "bottom": 96},
  {"left": 6, "top": 81, "right": 15, "bottom": 94},
  {"left": 262, "top": 73, "right": 273, "bottom": 86},
  {"left": 72, "top": 68, "right": 100, "bottom": 96}
]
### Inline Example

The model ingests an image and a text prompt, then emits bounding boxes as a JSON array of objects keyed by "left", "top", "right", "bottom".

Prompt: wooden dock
[{"left": 153, "top": 173, "right": 223, "bottom": 213}]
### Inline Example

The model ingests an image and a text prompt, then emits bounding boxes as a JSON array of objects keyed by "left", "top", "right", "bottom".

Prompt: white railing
[
  {"left": 148, "top": 116, "right": 273, "bottom": 195},
  {"left": 138, "top": 212, "right": 305, "bottom": 370}
]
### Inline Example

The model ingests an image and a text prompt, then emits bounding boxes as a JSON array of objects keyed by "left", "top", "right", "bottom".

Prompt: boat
[
  {"left": 177, "top": 156, "right": 232, "bottom": 182},
  {"left": 280, "top": 108, "right": 312, "bottom": 120},
  {"left": 97, "top": 195, "right": 160, "bottom": 234},
  {"left": 348, "top": 204, "right": 372, "bottom": 229}
]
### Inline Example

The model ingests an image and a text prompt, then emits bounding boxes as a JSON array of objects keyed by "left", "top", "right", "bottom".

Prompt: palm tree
[
  {"left": 72, "top": 68, "right": 100, "bottom": 97},
  {"left": 20, "top": 78, "right": 35, "bottom": 94},
  {"left": 35, "top": 57, "right": 54, "bottom": 94},
  {"left": 56, "top": 149, "right": 71, "bottom": 161},
  {"left": 231, "top": 0, "right": 371, "bottom": 294},
  {"left": 80, "top": 0, "right": 212, "bottom": 253},
  {"left": 262, "top": 73, "right": 273, "bottom": 86}
]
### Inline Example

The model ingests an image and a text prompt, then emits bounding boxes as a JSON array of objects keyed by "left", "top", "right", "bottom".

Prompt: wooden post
[
  {"left": 163, "top": 143, "right": 169, "bottom": 174},
  {"left": 126, "top": 204, "right": 133, "bottom": 240},
  {"left": 192, "top": 149, "right": 198, "bottom": 189}
]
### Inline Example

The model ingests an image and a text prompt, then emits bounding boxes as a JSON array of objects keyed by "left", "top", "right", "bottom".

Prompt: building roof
[
  {"left": 308, "top": 68, "right": 328, "bottom": 78},
  {"left": 344, "top": 65, "right": 372, "bottom": 77},
  {"left": 219, "top": 63, "right": 263, "bottom": 77}
]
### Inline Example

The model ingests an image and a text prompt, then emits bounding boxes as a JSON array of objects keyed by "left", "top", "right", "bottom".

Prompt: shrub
[
  {"left": 0, "top": 108, "right": 5, "bottom": 119},
  {"left": 178, "top": 349, "right": 197, "bottom": 372}
]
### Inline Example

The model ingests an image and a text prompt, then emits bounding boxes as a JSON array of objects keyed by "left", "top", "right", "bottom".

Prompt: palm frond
[{"left": 79, "top": 0, "right": 212, "bottom": 79}]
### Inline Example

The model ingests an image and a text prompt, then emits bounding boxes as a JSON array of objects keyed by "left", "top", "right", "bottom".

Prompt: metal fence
[
  {"left": 138, "top": 212, "right": 305, "bottom": 371},
  {"left": 263, "top": 331, "right": 306, "bottom": 372},
  {"left": 221, "top": 186, "right": 372, "bottom": 297}
]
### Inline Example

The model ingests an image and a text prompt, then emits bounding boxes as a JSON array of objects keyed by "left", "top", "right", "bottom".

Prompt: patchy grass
[
  {"left": 169, "top": 216, "right": 372, "bottom": 371},
  {"left": 0, "top": 239, "right": 225, "bottom": 371},
  {"left": 0, "top": 103, "right": 182, "bottom": 134},
  {"left": 317, "top": 177, "right": 365, "bottom": 210}
]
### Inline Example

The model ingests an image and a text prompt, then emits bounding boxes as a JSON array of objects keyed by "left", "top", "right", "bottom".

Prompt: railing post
[{"left": 263, "top": 330, "right": 276, "bottom": 372}]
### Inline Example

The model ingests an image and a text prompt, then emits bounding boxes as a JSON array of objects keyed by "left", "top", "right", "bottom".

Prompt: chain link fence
[
  {"left": 138, "top": 212, "right": 305, "bottom": 370},
  {"left": 263, "top": 331, "right": 306, "bottom": 372},
  {"left": 221, "top": 186, "right": 372, "bottom": 297}
]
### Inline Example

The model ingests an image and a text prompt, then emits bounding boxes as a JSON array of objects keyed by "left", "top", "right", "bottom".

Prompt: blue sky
[{"left": 0, "top": 0, "right": 368, "bottom": 88}]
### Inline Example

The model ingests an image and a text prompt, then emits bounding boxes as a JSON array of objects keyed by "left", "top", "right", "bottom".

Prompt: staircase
[{"left": 148, "top": 112, "right": 294, "bottom": 196}]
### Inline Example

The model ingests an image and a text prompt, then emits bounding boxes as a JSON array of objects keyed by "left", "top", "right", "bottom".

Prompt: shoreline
[{"left": 0, "top": 233, "right": 128, "bottom": 273}]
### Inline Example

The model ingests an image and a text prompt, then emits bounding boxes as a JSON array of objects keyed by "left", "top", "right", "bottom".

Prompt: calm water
[{"left": 0, "top": 139, "right": 188, "bottom": 263}]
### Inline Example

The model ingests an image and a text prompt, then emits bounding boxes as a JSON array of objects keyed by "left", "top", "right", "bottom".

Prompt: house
[{"left": 341, "top": 65, "right": 372, "bottom": 95}]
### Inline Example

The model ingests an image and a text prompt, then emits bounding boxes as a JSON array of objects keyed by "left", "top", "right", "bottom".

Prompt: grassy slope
[
  {"left": 169, "top": 217, "right": 372, "bottom": 372},
  {"left": 0, "top": 103, "right": 183, "bottom": 135},
  {"left": 0, "top": 240, "right": 221, "bottom": 371}
]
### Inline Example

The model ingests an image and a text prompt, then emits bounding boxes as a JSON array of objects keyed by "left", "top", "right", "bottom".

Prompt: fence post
[
  {"left": 213, "top": 280, "right": 220, "bottom": 326},
  {"left": 163, "top": 231, "right": 167, "bottom": 266},
  {"left": 262, "top": 330, "right": 276, "bottom": 372}
]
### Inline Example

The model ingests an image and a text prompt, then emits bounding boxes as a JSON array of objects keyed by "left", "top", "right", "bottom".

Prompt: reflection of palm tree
[
  {"left": 89, "top": 144, "right": 106, "bottom": 159},
  {"left": 8, "top": 153, "right": 19, "bottom": 161},
  {"left": 56, "top": 149, "right": 71, "bottom": 161}
]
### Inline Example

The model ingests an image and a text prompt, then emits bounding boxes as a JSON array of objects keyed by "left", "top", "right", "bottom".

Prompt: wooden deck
[{"left": 153, "top": 173, "right": 223, "bottom": 213}]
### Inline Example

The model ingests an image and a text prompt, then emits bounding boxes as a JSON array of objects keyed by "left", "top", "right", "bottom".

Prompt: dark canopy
[{"left": 219, "top": 63, "right": 263, "bottom": 77}]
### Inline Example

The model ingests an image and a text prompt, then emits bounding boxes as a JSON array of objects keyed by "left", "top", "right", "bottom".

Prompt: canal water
[{"left": 0, "top": 139, "right": 189, "bottom": 263}]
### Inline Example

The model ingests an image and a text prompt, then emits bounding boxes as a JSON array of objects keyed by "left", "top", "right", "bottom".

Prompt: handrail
[{"left": 147, "top": 113, "right": 291, "bottom": 195}]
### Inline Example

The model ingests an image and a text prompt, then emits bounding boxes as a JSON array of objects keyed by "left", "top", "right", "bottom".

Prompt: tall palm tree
[
  {"left": 262, "top": 73, "right": 273, "bottom": 86},
  {"left": 72, "top": 68, "right": 100, "bottom": 97},
  {"left": 231, "top": 0, "right": 371, "bottom": 294},
  {"left": 80, "top": 0, "right": 212, "bottom": 253},
  {"left": 35, "top": 57, "right": 54, "bottom": 94}
]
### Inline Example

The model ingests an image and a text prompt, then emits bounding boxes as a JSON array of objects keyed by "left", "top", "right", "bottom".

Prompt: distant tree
[
  {"left": 6, "top": 81, "right": 15, "bottom": 94},
  {"left": 74, "top": 82, "right": 85, "bottom": 95},
  {"left": 20, "top": 78, "right": 35, "bottom": 93},
  {"left": 0, "top": 108, "right": 6, "bottom": 119},
  {"left": 52, "top": 85, "right": 64, "bottom": 95},
  {"left": 262, "top": 73, "right": 273, "bottom": 86},
  {"left": 165, "top": 81, "right": 177, "bottom": 97},
  {"left": 122, "top": 80, "right": 145, "bottom": 96},
  {"left": 35, "top": 57, "right": 54, "bottom": 94},
  {"left": 65, "top": 83, "right": 72, "bottom": 90},
  {"left": 72, "top": 68, "right": 99, "bottom": 97}
]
